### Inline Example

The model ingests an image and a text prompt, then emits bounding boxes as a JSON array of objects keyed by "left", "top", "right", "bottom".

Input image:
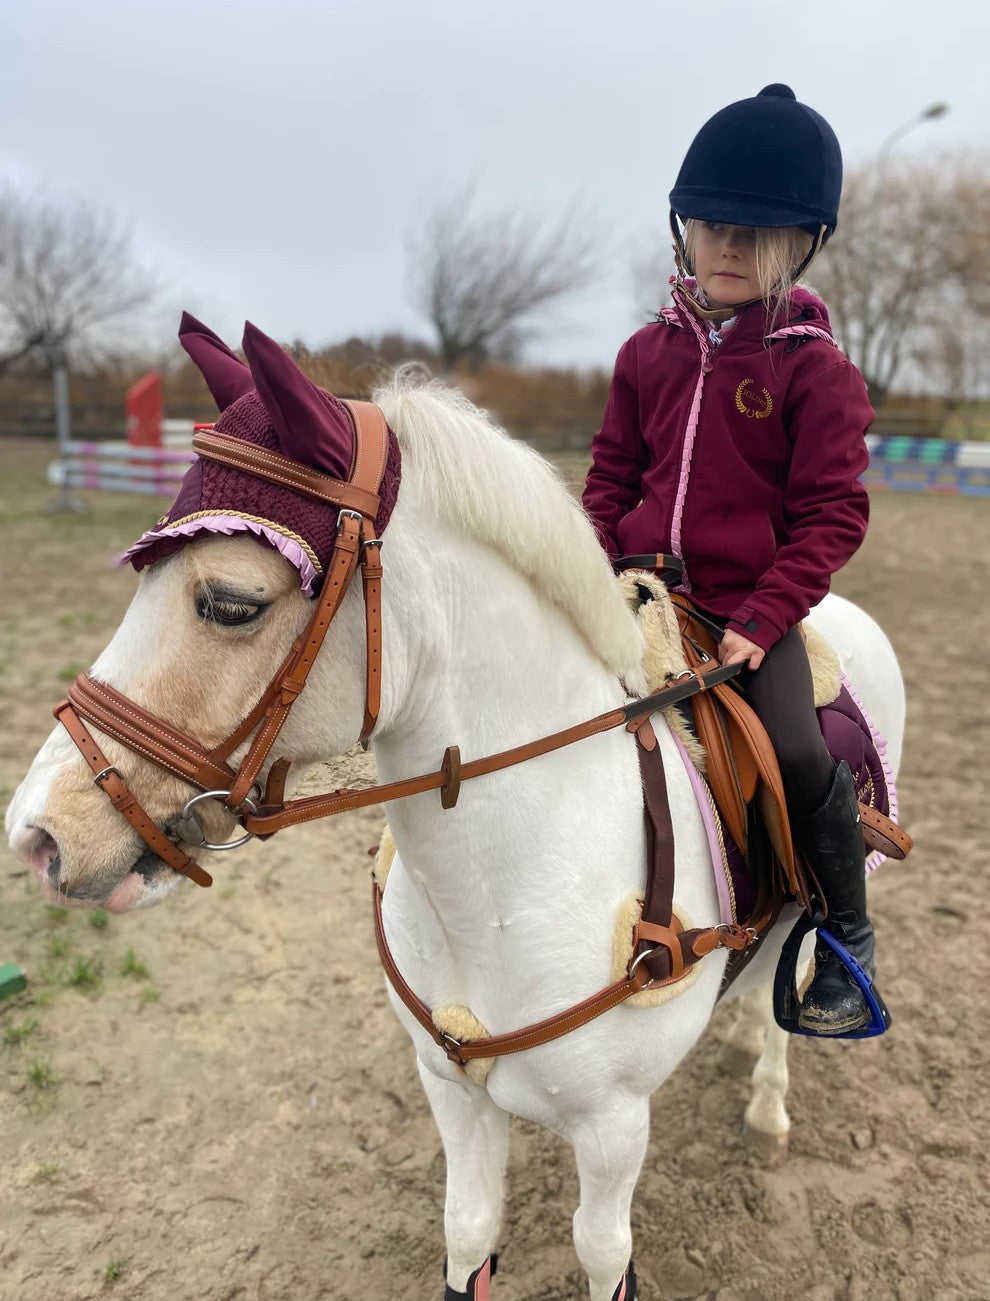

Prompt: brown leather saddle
[{"left": 667, "top": 592, "right": 911, "bottom": 921}]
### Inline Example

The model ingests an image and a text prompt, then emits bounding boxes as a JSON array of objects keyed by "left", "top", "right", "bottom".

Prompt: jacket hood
[{"left": 785, "top": 285, "right": 833, "bottom": 331}]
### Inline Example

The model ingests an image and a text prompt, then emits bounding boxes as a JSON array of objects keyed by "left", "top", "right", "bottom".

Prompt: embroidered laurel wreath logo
[{"left": 735, "top": 379, "right": 773, "bottom": 420}]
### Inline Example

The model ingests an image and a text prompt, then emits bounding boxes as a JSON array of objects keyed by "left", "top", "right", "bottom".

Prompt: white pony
[{"left": 7, "top": 373, "right": 904, "bottom": 1300}]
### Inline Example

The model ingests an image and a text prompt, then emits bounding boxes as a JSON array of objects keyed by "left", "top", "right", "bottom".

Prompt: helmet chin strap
[{"left": 668, "top": 212, "right": 827, "bottom": 321}]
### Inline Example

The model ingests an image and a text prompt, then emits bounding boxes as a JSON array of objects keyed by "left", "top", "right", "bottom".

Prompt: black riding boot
[{"left": 793, "top": 761, "right": 876, "bottom": 1035}]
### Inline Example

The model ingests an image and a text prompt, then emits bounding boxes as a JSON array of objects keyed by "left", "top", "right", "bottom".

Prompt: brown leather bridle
[
  {"left": 54, "top": 399, "right": 390, "bottom": 888},
  {"left": 52, "top": 401, "right": 766, "bottom": 1062}
]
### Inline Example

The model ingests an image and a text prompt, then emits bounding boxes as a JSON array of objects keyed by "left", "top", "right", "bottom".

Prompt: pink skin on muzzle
[{"left": 13, "top": 824, "right": 156, "bottom": 913}]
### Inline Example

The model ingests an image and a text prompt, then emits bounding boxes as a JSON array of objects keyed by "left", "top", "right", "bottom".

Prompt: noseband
[{"left": 54, "top": 400, "right": 389, "bottom": 888}]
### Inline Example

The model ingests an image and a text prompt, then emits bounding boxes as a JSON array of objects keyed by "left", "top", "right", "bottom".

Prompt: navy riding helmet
[{"left": 670, "top": 84, "right": 843, "bottom": 240}]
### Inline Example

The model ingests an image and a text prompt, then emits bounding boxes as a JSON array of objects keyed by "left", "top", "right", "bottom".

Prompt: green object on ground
[{"left": 0, "top": 962, "right": 28, "bottom": 1002}]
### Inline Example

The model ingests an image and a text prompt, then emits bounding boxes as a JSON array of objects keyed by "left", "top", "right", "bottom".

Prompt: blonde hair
[{"left": 683, "top": 219, "right": 813, "bottom": 322}]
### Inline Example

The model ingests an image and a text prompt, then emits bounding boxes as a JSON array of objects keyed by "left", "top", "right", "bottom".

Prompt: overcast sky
[{"left": 2, "top": 0, "right": 987, "bottom": 369}]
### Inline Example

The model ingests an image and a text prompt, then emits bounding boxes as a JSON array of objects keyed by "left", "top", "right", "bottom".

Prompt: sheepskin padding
[
  {"left": 804, "top": 624, "right": 841, "bottom": 705},
  {"left": 373, "top": 824, "right": 396, "bottom": 889},
  {"left": 611, "top": 891, "right": 700, "bottom": 1008},
  {"left": 432, "top": 1006, "right": 495, "bottom": 1087},
  {"left": 617, "top": 572, "right": 706, "bottom": 768},
  {"left": 617, "top": 572, "right": 843, "bottom": 760}
]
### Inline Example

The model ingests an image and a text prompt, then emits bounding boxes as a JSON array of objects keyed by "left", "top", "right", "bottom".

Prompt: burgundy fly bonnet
[{"left": 121, "top": 314, "right": 402, "bottom": 594}]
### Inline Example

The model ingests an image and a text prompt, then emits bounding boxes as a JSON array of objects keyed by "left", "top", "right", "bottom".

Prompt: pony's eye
[{"left": 196, "top": 590, "right": 265, "bottom": 627}]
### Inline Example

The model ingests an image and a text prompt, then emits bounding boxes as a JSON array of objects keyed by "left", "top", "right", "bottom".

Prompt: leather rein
[{"left": 54, "top": 402, "right": 765, "bottom": 1063}]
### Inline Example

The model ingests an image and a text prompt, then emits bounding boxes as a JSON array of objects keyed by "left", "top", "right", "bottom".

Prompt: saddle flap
[{"left": 672, "top": 595, "right": 807, "bottom": 908}]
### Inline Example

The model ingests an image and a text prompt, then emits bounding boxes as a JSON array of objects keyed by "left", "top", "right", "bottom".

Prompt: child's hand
[{"left": 719, "top": 629, "right": 765, "bottom": 672}]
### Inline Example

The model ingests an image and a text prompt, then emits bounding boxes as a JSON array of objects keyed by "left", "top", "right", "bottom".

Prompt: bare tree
[
  {"left": 628, "top": 235, "right": 676, "bottom": 324},
  {"left": 809, "top": 154, "right": 990, "bottom": 405},
  {"left": 406, "top": 187, "right": 600, "bottom": 369},
  {"left": 0, "top": 185, "right": 158, "bottom": 374}
]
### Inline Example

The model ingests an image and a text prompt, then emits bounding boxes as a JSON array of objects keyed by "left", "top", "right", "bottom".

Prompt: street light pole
[{"left": 875, "top": 101, "right": 949, "bottom": 204}]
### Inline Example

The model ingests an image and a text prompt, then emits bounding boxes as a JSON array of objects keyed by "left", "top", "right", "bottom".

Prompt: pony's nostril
[{"left": 18, "top": 826, "right": 60, "bottom": 879}]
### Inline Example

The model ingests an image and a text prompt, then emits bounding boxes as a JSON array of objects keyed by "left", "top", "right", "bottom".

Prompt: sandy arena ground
[{"left": 0, "top": 437, "right": 987, "bottom": 1301}]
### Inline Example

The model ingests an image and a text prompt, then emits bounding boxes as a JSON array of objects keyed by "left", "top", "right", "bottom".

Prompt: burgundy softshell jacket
[{"left": 582, "top": 287, "right": 873, "bottom": 653}]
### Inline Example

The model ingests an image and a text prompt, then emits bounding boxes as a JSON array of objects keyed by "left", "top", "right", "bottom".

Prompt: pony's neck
[{"left": 371, "top": 511, "right": 631, "bottom": 859}]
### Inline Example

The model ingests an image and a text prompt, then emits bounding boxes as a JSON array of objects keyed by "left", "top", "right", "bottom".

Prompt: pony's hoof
[{"left": 742, "top": 1121, "right": 789, "bottom": 1162}]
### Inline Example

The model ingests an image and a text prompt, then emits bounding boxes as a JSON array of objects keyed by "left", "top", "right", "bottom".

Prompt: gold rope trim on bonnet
[{"left": 155, "top": 511, "right": 323, "bottom": 573}]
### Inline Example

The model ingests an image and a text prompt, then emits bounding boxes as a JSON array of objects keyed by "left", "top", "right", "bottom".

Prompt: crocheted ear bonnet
[{"left": 120, "top": 314, "right": 402, "bottom": 595}]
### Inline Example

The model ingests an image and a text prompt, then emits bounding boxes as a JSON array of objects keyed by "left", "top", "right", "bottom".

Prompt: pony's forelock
[{"left": 373, "top": 369, "right": 645, "bottom": 690}]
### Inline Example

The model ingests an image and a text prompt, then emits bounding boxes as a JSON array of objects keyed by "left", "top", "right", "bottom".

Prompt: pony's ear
[
  {"left": 178, "top": 311, "right": 253, "bottom": 412},
  {"left": 241, "top": 321, "right": 353, "bottom": 479}
]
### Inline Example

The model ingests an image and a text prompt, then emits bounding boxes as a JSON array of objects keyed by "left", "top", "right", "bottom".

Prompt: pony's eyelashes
[{"left": 194, "top": 585, "right": 270, "bottom": 628}]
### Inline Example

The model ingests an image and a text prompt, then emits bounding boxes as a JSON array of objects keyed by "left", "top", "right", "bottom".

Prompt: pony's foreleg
[
  {"left": 417, "top": 1059, "right": 509, "bottom": 1294},
  {"left": 717, "top": 984, "right": 769, "bottom": 1076},
  {"left": 570, "top": 1098, "right": 650, "bottom": 1301},
  {"left": 741, "top": 982, "right": 792, "bottom": 1153}
]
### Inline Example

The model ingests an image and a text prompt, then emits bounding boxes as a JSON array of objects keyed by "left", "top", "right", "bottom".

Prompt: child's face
[{"left": 692, "top": 222, "right": 760, "bottom": 309}]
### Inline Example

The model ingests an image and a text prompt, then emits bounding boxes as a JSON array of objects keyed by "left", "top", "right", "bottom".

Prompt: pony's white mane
[{"left": 374, "top": 370, "right": 645, "bottom": 690}]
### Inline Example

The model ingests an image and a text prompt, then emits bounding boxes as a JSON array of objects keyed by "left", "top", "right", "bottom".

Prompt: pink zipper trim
[{"left": 668, "top": 300, "right": 713, "bottom": 593}]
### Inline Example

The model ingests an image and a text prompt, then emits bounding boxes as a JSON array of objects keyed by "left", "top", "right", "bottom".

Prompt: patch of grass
[
  {"left": 87, "top": 910, "right": 110, "bottom": 931},
  {"left": 55, "top": 662, "right": 86, "bottom": 683},
  {"left": 2, "top": 1017, "right": 38, "bottom": 1047},
  {"left": 119, "top": 948, "right": 149, "bottom": 980},
  {"left": 44, "top": 906, "right": 68, "bottom": 925},
  {"left": 138, "top": 985, "right": 161, "bottom": 1006},
  {"left": 103, "top": 1257, "right": 126, "bottom": 1286},
  {"left": 32, "top": 1161, "right": 60, "bottom": 1183},
  {"left": 47, "top": 933, "right": 73, "bottom": 960},
  {"left": 65, "top": 957, "right": 102, "bottom": 990},
  {"left": 27, "top": 1059, "right": 56, "bottom": 1090}
]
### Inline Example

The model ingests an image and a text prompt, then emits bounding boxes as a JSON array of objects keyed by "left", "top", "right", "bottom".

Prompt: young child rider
[{"left": 582, "top": 84, "right": 879, "bottom": 1034}]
